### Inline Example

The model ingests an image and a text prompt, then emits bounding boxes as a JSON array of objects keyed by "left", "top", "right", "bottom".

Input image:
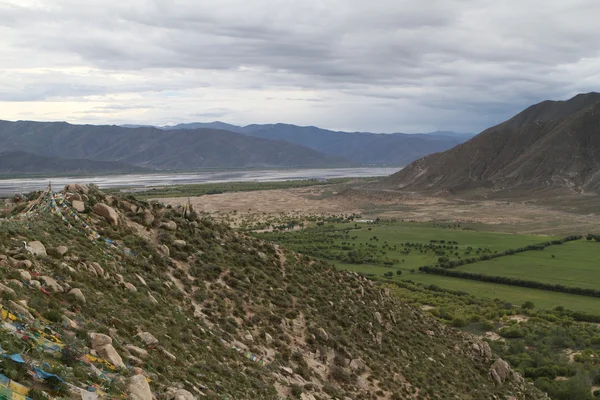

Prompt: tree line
[
  {"left": 418, "top": 265, "right": 600, "bottom": 298},
  {"left": 424, "top": 235, "right": 582, "bottom": 269}
]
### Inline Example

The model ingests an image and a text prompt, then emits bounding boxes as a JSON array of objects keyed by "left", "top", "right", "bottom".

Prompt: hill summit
[
  {"left": 0, "top": 185, "right": 546, "bottom": 399},
  {"left": 382, "top": 92, "right": 600, "bottom": 194}
]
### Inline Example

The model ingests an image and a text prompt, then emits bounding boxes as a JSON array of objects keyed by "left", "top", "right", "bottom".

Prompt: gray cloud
[{"left": 0, "top": 0, "right": 599, "bottom": 133}]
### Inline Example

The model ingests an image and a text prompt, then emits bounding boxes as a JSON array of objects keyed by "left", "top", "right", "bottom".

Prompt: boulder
[
  {"left": 166, "top": 388, "right": 195, "bottom": 400},
  {"left": 56, "top": 246, "right": 69, "bottom": 256},
  {"left": 40, "top": 276, "right": 64, "bottom": 293},
  {"left": 71, "top": 200, "right": 85, "bottom": 213},
  {"left": 128, "top": 355, "right": 144, "bottom": 366},
  {"left": 148, "top": 294, "right": 159, "bottom": 305},
  {"left": 264, "top": 333, "right": 273, "bottom": 345},
  {"left": 90, "top": 332, "right": 113, "bottom": 350},
  {"left": 66, "top": 192, "right": 82, "bottom": 202},
  {"left": 69, "top": 288, "right": 86, "bottom": 303},
  {"left": 26, "top": 241, "right": 46, "bottom": 256},
  {"left": 9, "top": 301, "right": 34, "bottom": 321},
  {"left": 135, "top": 274, "right": 147, "bottom": 286},
  {"left": 93, "top": 203, "right": 119, "bottom": 226},
  {"left": 173, "top": 240, "right": 187, "bottom": 248},
  {"left": 158, "top": 245, "right": 170, "bottom": 257},
  {"left": 161, "top": 347, "right": 177, "bottom": 362},
  {"left": 90, "top": 262, "right": 104, "bottom": 276},
  {"left": 75, "top": 184, "right": 89, "bottom": 194},
  {"left": 124, "top": 282, "right": 137, "bottom": 292},
  {"left": 160, "top": 221, "right": 177, "bottom": 231},
  {"left": 0, "top": 283, "right": 16, "bottom": 297},
  {"left": 29, "top": 280, "right": 41, "bottom": 289},
  {"left": 17, "top": 269, "right": 31, "bottom": 281},
  {"left": 125, "top": 344, "right": 149, "bottom": 359},
  {"left": 62, "top": 316, "right": 79, "bottom": 330},
  {"left": 128, "top": 374, "right": 153, "bottom": 400},
  {"left": 97, "top": 344, "right": 126, "bottom": 369},
  {"left": 490, "top": 358, "right": 511, "bottom": 385},
  {"left": 317, "top": 327, "right": 329, "bottom": 341},
  {"left": 136, "top": 332, "right": 158, "bottom": 346},
  {"left": 374, "top": 311, "right": 383, "bottom": 325},
  {"left": 143, "top": 210, "right": 154, "bottom": 226}
]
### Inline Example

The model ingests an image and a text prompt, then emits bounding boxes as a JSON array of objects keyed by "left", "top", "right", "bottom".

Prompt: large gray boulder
[
  {"left": 93, "top": 203, "right": 119, "bottom": 226},
  {"left": 490, "top": 358, "right": 511, "bottom": 385},
  {"left": 90, "top": 332, "right": 112, "bottom": 350},
  {"left": 72, "top": 200, "right": 86, "bottom": 213},
  {"left": 26, "top": 241, "right": 46, "bottom": 256},
  {"left": 97, "top": 343, "right": 126, "bottom": 369},
  {"left": 40, "top": 276, "right": 64, "bottom": 293},
  {"left": 69, "top": 288, "right": 86, "bottom": 303},
  {"left": 128, "top": 374, "right": 153, "bottom": 400},
  {"left": 136, "top": 332, "right": 158, "bottom": 346}
]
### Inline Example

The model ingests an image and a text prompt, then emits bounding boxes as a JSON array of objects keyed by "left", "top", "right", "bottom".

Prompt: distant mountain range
[
  {"left": 0, "top": 121, "right": 353, "bottom": 171},
  {"left": 0, "top": 120, "right": 472, "bottom": 174},
  {"left": 0, "top": 151, "right": 148, "bottom": 175},
  {"left": 139, "top": 122, "right": 473, "bottom": 166},
  {"left": 382, "top": 92, "right": 600, "bottom": 194}
]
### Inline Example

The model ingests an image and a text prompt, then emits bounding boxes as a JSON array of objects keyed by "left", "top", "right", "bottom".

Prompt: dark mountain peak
[{"left": 383, "top": 92, "right": 600, "bottom": 193}]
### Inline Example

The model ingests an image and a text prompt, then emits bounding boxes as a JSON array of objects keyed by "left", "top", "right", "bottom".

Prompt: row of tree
[
  {"left": 426, "top": 235, "right": 582, "bottom": 269},
  {"left": 418, "top": 265, "right": 600, "bottom": 298}
]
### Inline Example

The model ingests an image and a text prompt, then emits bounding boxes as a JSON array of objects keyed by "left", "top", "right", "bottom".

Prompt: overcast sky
[{"left": 1, "top": 0, "right": 599, "bottom": 133}]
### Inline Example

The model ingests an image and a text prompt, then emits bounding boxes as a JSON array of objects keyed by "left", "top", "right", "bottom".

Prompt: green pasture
[{"left": 454, "top": 239, "right": 600, "bottom": 290}]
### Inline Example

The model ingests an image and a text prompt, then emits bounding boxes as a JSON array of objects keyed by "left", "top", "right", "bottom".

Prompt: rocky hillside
[
  {"left": 0, "top": 121, "right": 353, "bottom": 170},
  {"left": 0, "top": 185, "right": 547, "bottom": 399},
  {"left": 381, "top": 92, "right": 600, "bottom": 193},
  {"left": 0, "top": 151, "right": 148, "bottom": 175}
]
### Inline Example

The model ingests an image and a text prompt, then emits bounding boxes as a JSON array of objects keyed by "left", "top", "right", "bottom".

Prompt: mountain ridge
[
  {"left": 0, "top": 151, "right": 149, "bottom": 174},
  {"left": 0, "top": 121, "right": 354, "bottom": 170},
  {"left": 379, "top": 92, "right": 600, "bottom": 194}
]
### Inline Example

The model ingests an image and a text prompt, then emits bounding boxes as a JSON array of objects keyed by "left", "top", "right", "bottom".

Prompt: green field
[
  {"left": 260, "top": 221, "right": 600, "bottom": 313},
  {"left": 454, "top": 240, "right": 600, "bottom": 289}
]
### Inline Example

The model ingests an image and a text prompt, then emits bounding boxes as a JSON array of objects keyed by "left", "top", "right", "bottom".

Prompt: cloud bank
[{"left": 1, "top": 0, "right": 599, "bottom": 132}]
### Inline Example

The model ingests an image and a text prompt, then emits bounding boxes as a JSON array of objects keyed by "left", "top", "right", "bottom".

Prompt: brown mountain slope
[{"left": 381, "top": 92, "right": 600, "bottom": 194}]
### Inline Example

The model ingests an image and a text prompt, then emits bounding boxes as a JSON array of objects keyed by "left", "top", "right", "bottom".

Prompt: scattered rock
[
  {"left": 72, "top": 200, "right": 86, "bottom": 213},
  {"left": 148, "top": 294, "right": 159, "bottom": 305},
  {"left": 136, "top": 332, "right": 159, "bottom": 346},
  {"left": 97, "top": 344, "right": 126, "bottom": 369},
  {"left": 56, "top": 246, "right": 69, "bottom": 256},
  {"left": 165, "top": 388, "right": 196, "bottom": 400},
  {"left": 13, "top": 259, "right": 32, "bottom": 269},
  {"left": 161, "top": 347, "right": 177, "bottom": 362},
  {"left": 490, "top": 358, "right": 511, "bottom": 385},
  {"left": 9, "top": 301, "right": 34, "bottom": 321},
  {"left": 135, "top": 274, "right": 147, "bottom": 286},
  {"left": 158, "top": 245, "right": 170, "bottom": 257},
  {"left": 40, "top": 276, "right": 64, "bottom": 293},
  {"left": 281, "top": 366, "right": 294, "bottom": 375},
  {"left": 143, "top": 210, "right": 154, "bottom": 226},
  {"left": 17, "top": 269, "right": 31, "bottom": 281},
  {"left": 173, "top": 240, "right": 187, "bottom": 248},
  {"left": 0, "top": 283, "right": 16, "bottom": 297},
  {"left": 128, "top": 374, "right": 153, "bottom": 400},
  {"left": 125, "top": 344, "right": 149, "bottom": 359},
  {"left": 66, "top": 192, "right": 82, "bottom": 202},
  {"left": 244, "top": 332, "right": 254, "bottom": 342},
  {"left": 374, "top": 311, "right": 383, "bottom": 324},
  {"left": 124, "top": 282, "right": 137, "bottom": 292},
  {"left": 90, "top": 262, "right": 104, "bottom": 276},
  {"left": 90, "top": 332, "right": 113, "bottom": 350},
  {"left": 160, "top": 221, "right": 177, "bottom": 231},
  {"left": 317, "top": 327, "right": 329, "bottom": 341},
  {"left": 26, "top": 241, "right": 46, "bottom": 256},
  {"left": 93, "top": 203, "right": 119, "bottom": 226},
  {"left": 264, "top": 333, "right": 273, "bottom": 345},
  {"left": 62, "top": 316, "right": 79, "bottom": 330},
  {"left": 29, "top": 280, "right": 41, "bottom": 289},
  {"left": 69, "top": 288, "right": 86, "bottom": 303},
  {"left": 127, "top": 355, "right": 144, "bottom": 366}
]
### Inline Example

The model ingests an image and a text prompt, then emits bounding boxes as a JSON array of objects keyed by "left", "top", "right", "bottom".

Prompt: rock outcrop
[
  {"left": 93, "top": 203, "right": 119, "bottom": 226},
  {"left": 128, "top": 374, "right": 153, "bottom": 400}
]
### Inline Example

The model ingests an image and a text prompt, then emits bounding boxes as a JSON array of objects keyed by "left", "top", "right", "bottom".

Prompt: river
[{"left": 0, "top": 167, "right": 400, "bottom": 196}]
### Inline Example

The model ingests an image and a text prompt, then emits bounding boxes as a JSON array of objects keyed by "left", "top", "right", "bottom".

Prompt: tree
[
  {"left": 522, "top": 301, "right": 535, "bottom": 310},
  {"left": 396, "top": 270, "right": 402, "bottom": 275}
]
